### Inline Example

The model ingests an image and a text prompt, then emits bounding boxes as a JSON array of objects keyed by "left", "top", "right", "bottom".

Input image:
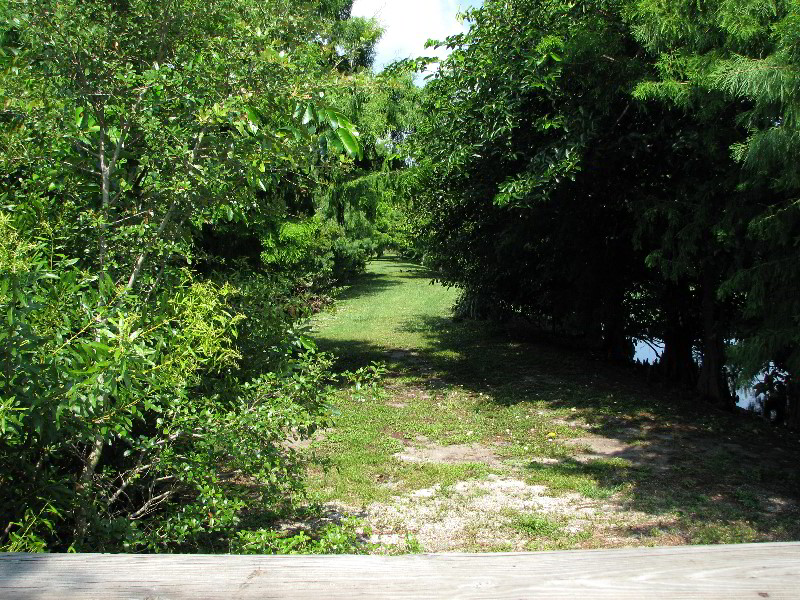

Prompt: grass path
[{"left": 306, "top": 256, "right": 800, "bottom": 553}]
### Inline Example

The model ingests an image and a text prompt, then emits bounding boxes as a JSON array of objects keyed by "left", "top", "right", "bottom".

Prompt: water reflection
[{"left": 631, "top": 339, "right": 759, "bottom": 411}]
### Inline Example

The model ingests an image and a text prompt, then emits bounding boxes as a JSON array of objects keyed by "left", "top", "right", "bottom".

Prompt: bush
[
  {"left": 261, "top": 216, "right": 370, "bottom": 289},
  {"left": 230, "top": 517, "right": 368, "bottom": 554},
  {"left": 0, "top": 215, "right": 337, "bottom": 551}
]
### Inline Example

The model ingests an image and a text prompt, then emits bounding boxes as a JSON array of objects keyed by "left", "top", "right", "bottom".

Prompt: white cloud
[{"left": 351, "top": 0, "right": 481, "bottom": 75}]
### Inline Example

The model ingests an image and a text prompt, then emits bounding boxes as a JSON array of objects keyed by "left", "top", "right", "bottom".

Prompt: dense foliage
[
  {"left": 2, "top": 0, "right": 798, "bottom": 556},
  {"left": 0, "top": 0, "right": 410, "bottom": 551},
  {"left": 414, "top": 0, "right": 799, "bottom": 426}
]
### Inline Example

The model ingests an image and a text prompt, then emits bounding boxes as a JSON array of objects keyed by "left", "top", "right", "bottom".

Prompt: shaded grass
[{"left": 308, "top": 255, "right": 800, "bottom": 550}]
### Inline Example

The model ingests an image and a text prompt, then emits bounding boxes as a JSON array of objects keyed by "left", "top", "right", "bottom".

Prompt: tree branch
[
  {"left": 124, "top": 129, "right": 206, "bottom": 293},
  {"left": 130, "top": 489, "right": 175, "bottom": 520}
]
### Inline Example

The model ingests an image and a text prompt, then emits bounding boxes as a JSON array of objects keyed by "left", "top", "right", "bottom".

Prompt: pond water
[{"left": 632, "top": 339, "right": 760, "bottom": 411}]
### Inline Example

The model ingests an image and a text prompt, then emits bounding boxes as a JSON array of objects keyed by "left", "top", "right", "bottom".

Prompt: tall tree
[
  {"left": 628, "top": 0, "right": 800, "bottom": 415},
  {"left": 414, "top": 0, "right": 796, "bottom": 411},
  {"left": 0, "top": 0, "right": 365, "bottom": 550},
  {"left": 416, "top": 0, "right": 655, "bottom": 357}
]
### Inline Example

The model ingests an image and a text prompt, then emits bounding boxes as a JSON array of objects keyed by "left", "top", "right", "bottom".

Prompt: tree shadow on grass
[
  {"left": 331, "top": 259, "right": 437, "bottom": 304},
  {"left": 404, "top": 315, "right": 800, "bottom": 541},
  {"left": 333, "top": 272, "right": 405, "bottom": 302},
  {"left": 314, "top": 337, "right": 424, "bottom": 373},
  {"left": 522, "top": 441, "right": 800, "bottom": 544},
  {"left": 331, "top": 311, "right": 800, "bottom": 544},
  {"left": 396, "top": 314, "right": 606, "bottom": 388},
  {"left": 315, "top": 262, "right": 800, "bottom": 545}
]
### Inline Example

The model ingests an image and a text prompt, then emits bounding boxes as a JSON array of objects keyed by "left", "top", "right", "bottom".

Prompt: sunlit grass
[{"left": 305, "top": 255, "right": 800, "bottom": 551}]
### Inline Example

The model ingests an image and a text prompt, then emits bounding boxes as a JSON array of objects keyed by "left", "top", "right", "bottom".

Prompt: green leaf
[
  {"left": 329, "top": 109, "right": 354, "bottom": 131},
  {"left": 245, "top": 107, "right": 262, "bottom": 124},
  {"left": 336, "top": 128, "right": 361, "bottom": 159},
  {"left": 302, "top": 104, "right": 315, "bottom": 125},
  {"left": 326, "top": 130, "right": 344, "bottom": 153}
]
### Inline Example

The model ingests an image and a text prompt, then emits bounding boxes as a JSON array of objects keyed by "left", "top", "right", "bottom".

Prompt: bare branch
[
  {"left": 130, "top": 489, "right": 175, "bottom": 520},
  {"left": 107, "top": 454, "right": 151, "bottom": 507}
]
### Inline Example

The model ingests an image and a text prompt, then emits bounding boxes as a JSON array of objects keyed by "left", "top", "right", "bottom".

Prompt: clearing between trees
[{"left": 305, "top": 256, "right": 800, "bottom": 553}]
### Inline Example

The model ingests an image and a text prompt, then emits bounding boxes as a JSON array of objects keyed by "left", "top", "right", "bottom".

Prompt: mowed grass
[
  {"left": 306, "top": 255, "right": 800, "bottom": 551},
  {"left": 308, "top": 256, "right": 581, "bottom": 505},
  {"left": 311, "top": 256, "right": 460, "bottom": 367},
  {"left": 308, "top": 256, "right": 494, "bottom": 504}
]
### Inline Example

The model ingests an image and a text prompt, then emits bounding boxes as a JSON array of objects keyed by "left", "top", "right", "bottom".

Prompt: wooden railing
[{"left": 2, "top": 542, "right": 798, "bottom": 599}]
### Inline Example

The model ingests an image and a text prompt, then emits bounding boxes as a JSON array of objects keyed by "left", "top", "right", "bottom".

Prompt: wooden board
[{"left": 1, "top": 542, "right": 799, "bottom": 599}]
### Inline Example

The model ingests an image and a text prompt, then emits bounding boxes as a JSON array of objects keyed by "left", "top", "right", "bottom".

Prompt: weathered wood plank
[{"left": 1, "top": 542, "right": 798, "bottom": 599}]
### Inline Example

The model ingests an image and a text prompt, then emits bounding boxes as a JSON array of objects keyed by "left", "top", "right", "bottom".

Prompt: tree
[
  {"left": 415, "top": 0, "right": 655, "bottom": 356},
  {"left": 628, "top": 0, "right": 800, "bottom": 418},
  {"left": 0, "top": 0, "right": 365, "bottom": 551},
  {"left": 414, "top": 0, "right": 796, "bottom": 413}
]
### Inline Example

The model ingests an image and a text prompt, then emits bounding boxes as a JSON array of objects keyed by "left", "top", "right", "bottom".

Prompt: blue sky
[{"left": 351, "top": 0, "right": 483, "bottom": 74}]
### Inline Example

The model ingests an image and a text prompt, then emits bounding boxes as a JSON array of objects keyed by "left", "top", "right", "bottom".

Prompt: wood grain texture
[{"left": 1, "top": 543, "right": 798, "bottom": 599}]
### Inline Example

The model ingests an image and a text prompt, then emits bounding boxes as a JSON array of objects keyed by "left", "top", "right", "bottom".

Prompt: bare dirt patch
[
  {"left": 393, "top": 439, "right": 506, "bottom": 469},
  {"left": 529, "top": 456, "right": 562, "bottom": 465},
  {"left": 363, "top": 475, "right": 600, "bottom": 552},
  {"left": 564, "top": 433, "right": 673, "bottom": 467},
  {"left": 552, "top": 418, "right": 586, "bottom": 428},
  {"left": 386, "top": 348, "right": 421, "bottom": 360},
  {"left": 382, "top": 385, "right": 431, "bottom": 408}
]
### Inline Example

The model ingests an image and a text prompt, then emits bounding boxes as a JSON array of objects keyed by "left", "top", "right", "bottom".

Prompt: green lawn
[
  {"left": 311, "top": 256, "right": 460, "bottom": 368},
  {"left": 304, "top": 255, "right": 800, "bottom": 552}
]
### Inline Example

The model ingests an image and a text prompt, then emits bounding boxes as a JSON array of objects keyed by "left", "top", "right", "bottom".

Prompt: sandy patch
[
  {"left": 363, "top": 475, "right": 600, "bottom": 552},
  {"left": 393, "top": 438, "right": 506, "bottom": 469},
  {"left": 529, "top": 456, "right": 562, "bottom": 465},
  {"left": 552, "top": 418, "right": 586, "bottom": 428},
  {"left": 383, "top": 386, "right": 431, "bottom": 408},
  {"left": 564, "top": 434, "right": 672, "bottom": 467},
  {"left": 395, "top": 443, "right": 505, "bottom": 468}
]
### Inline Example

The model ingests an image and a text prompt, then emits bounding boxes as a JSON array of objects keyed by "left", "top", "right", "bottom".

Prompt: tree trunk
[
  {"left": 601, "top": 287, "right": 632, "bottom": 363},
  {"left": 696, "top": 269, "right": 733, "bottom": 409},
  {"left": 602, "top": 315, "right": 632, "bottom": 363},
  {"left": 785, "top": 380, "right": 799, "bottom": 430},
  {"left": 658, "top": 282, "right": 697, "bottom": 385},
  {"left": 336, "top": 198, "right": 345, "bottom": 226},
  {"left": 73, "top": 435, "right": 104, "bottom": 549},
  {"left": 661, "top": 329, "right": 696, "bottom": 385}
]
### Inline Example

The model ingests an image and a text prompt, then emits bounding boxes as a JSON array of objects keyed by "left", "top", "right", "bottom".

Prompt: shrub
[
  {"left": 0, "top": 216, "right": 335, "bottom": 551},
  {"left": 261, "top": 217, "right": 370, "bottom": 290}
]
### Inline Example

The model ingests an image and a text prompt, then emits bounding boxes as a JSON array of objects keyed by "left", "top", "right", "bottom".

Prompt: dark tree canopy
[{"left": 413, "top": 0, "right": 800, "bottom": 423}]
